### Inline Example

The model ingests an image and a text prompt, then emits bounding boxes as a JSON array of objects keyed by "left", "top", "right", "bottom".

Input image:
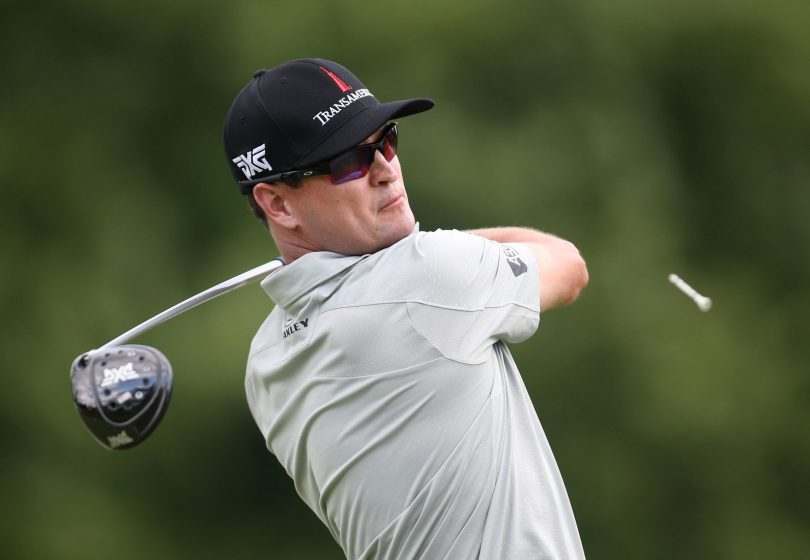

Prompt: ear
[{"left": 253, "top": 183, "right": 299, "bottom": 230}]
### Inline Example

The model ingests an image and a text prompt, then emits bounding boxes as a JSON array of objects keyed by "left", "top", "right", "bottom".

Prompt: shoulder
[
  {"left": 360, "top": 229, "right": 504, "bottom": 308},
  {"left": 414, "top": 228, "right": 485, "bottom": 255},
  {"left": 359, "top": 228, "right": 490, "bottom": 274},
  {"left": 409, "top": 228, "right": 496, "bottom": 271},
  {"left": 393, "top": 228, "right": 497, "bottom": 285},
  {"left": 409, "top": 229, "right": 533, "bottom": 285}
]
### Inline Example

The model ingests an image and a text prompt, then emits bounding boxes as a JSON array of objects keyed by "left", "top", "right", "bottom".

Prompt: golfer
[{"left": 224, "top": 58, "right": 589, "bottom": 559}]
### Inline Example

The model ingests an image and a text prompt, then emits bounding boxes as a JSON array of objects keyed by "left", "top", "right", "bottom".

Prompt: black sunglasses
[{"left": 261, "top": 122, "right": 399, "bottom": 186}]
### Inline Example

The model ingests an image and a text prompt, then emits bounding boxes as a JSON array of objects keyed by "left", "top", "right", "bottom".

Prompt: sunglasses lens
[
  {"left": 382, "top": 126, "right": 398, "bottom": 161},
  {"left": 327, "top": 124, "right": 399, "bottom": 185},
  {"left": 329, "top": 147, "right": 373, "bottom": 185}
]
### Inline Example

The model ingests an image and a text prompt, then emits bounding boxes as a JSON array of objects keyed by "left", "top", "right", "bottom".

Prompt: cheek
[{"left": 306, "top": 191, "right": 366, "bottom": 233}]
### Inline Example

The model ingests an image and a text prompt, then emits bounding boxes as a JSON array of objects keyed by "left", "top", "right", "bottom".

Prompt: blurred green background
[{"left": 2, "top": 0, "right": 809, "bottom": 558}]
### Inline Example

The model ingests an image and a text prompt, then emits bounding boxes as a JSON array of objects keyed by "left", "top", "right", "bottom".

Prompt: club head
[{"left": 70, "top": 345, "right": 173, "bottom": 450}]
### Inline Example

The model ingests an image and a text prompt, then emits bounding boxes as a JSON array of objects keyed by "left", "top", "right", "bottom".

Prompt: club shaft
[{"left": 99, "top": 259, "right": 284, "bottom": 349}]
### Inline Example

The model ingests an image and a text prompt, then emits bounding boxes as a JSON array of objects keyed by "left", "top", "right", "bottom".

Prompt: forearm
[{"left": 468, "top": 226, "right": 589, "bottom": 310}]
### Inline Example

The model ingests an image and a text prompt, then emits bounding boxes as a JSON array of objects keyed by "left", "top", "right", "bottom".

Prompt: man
[{"left": 223, "top": 58, "right": 589, "bottom": 559}]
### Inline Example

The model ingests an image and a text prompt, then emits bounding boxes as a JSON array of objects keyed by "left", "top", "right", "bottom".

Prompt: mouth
[{"left": 379, "top": 194, "right": 404, "bottom": 212}]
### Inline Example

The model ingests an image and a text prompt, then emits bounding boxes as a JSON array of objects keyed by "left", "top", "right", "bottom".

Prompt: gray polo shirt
[{"left": 246, "top": 226, "right": 585, "bottom": 559}]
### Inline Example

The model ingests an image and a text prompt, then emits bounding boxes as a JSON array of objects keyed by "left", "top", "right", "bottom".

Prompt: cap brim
[{"left": 296, "top": 98, "right": 434, "bottom": 168}]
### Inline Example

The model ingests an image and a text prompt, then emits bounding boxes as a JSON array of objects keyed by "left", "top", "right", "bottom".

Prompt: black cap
[{"left": 224, "top": 58, "right": 434, "bottom": 194}]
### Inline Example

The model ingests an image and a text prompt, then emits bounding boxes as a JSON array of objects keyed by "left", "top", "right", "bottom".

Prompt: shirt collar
[
  {"left": 261, "top": 251, "right": 362, "bottom": 308},
  {"left": 261, "top": 223, "right": 421, "bottom": 308}
]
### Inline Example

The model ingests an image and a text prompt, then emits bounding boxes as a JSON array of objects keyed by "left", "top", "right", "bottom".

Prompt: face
[{"left": 282, "top": 127, "right": 416, "bottom": 256}]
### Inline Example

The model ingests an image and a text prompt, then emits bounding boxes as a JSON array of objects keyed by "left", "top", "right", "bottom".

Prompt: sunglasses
[{"left": 272, "top": 122, "right": 399, "bottom": 186}]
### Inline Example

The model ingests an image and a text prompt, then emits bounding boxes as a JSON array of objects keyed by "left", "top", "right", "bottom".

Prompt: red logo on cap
[{"left": 320, "top": 66, "right": 353, "bottom": 93}]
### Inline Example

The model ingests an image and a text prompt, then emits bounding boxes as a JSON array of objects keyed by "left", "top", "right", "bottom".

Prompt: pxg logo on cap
[
  {"left": 232, "top": 144, "right": 273, "bottom": 181},
  {"left": 223, "top": 58, "right": 435, "bottom": 193}
]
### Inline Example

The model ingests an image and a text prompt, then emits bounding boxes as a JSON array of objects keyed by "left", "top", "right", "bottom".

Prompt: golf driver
[{"left": 70, "top": 258, "right": 284, "bottom": 450}]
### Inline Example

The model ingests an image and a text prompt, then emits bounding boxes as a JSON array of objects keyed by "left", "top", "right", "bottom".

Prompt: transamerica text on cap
[{"left": 312, "top": 89, "right": 373, "bottom": 126}]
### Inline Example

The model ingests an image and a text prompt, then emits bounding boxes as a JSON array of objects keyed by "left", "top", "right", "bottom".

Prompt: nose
[{"left": 367, "top": 150, "right": 398, "bottom": 186}]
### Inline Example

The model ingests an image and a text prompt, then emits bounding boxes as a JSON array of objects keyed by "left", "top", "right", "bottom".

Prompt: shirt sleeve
[{"left": 404, "top": 229, "right": 540, "bottom": 364}]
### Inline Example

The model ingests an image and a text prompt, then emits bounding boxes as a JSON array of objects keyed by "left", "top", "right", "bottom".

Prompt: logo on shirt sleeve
[
  {"left": 502, "top": 246, "right": 528, "bottom": 277},
  {"left": 283, "top": 317, "right": 310, "bottom": 339}
]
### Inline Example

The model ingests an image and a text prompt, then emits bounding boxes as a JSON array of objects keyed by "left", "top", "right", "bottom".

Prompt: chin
[
  {"left": 390, "top": 213, "right": 416, "bottom": 237},
  {"left": 377, "top": 220, "right": 414, "bottom": 251},
  {"left": 343, "top": 213, "right": 415, "bottom": 256}
]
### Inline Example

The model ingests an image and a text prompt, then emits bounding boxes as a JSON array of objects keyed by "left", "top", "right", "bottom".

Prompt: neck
[{"left": 268, "top": 225, "right": 320, "bottom": 264}]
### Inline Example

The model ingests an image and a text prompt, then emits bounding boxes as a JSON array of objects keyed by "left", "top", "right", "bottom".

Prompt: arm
[{"left": 468, "top": 227, "right": 589, "bottom": 311}]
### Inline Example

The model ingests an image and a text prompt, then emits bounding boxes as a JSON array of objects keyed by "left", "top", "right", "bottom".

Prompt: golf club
[{"left": 70, "top": 258, "right": 284, "bottom": 450}]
